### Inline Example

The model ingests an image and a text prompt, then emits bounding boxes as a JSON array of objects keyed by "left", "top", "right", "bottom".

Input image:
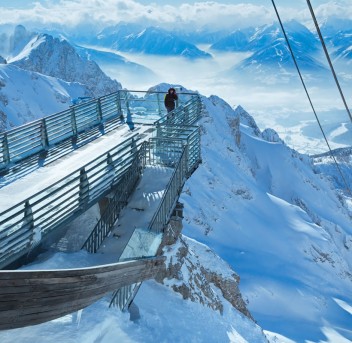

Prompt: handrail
[
  {"left": 0, "top": 92, "right": 123, "bottom": 170},
  {"left": 154, "top": 94, "right": 202, "bottom": 126},
  {"left": 107, "top": 135, "right": 201, "bottom": 311},
  {"left": 82, "top": 123, "right": 201, "bottom": 257},
  {"left": 0, "top": 255, "right": 166, "bottom": 330},
  {"left": 148, "top": 144, "right": 188, "bottom": 234},
  {"left": 0, "top": 90, "right": 200, "bottom": 171},
  {"left": 82, "top": 141, "right": 147, "bottom": 253},
  {"left": 0, "top": 134, "right": 142, "bottom": 269}
]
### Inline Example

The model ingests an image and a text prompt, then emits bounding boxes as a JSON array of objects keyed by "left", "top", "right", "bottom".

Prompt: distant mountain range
[
  {"left": 321, "top": 17, "right": 352, "bottom": 64},
  {"left": 73, "top": 44, "right": 156, "bottom": 83},
  {"left": 1, "top": 19, "right": 351, "bottom": 89},
  {"left": 0, "top": 18, "right": 351, "bottom": 128},
  {"left": 213, "top": 20, "right": 330, "bottom": 84},
  {"left": 95, "top": 23, "right": 212, "bottom": 59}
]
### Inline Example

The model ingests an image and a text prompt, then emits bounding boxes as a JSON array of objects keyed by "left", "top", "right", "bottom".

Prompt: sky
[
  {"left": 0, "top": 85, "right": 351, "bottom": 342},
  {"left": 1, "top": 0, "right": 351, "bottom": 32}
]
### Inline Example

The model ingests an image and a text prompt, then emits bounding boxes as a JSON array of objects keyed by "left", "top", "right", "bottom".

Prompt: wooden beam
[{"left": 0, "top": 256, "right": 165, "bottom": 330}]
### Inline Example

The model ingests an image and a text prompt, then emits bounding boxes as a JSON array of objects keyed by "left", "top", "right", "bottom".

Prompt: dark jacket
[{"left": 164, "top": 88, "right": 178, "bottom": 110}]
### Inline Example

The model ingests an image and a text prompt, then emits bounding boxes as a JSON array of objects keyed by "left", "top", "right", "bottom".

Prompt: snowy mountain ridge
[
  {"left": 0, "top": 25, "right": 121, "bottom": 99},
  {"left": 8, "top": 32, "right": 121, "bottom": 98},
  {"left": 178, "top": 95, "right": 352, "bottom": 341},
  {"left": 94, "top": 23, "right": 212, "bottom": 59}
]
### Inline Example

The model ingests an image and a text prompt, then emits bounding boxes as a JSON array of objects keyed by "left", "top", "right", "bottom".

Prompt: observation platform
[{"left": 0, "top": 89, "right": 203, "bottom": 330}]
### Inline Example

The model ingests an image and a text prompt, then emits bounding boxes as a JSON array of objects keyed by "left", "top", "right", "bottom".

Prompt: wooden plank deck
[{"left": 0, "top": 256, "right": 165, "bottom": 330}]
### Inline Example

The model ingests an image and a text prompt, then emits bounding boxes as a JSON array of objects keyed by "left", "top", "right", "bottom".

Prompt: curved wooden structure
[{"left": 0, "top": 256, "right": 165, "bottom": 330}]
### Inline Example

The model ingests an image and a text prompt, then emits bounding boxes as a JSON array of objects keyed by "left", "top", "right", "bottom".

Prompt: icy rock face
[
  {"left": 0, "top": 56, "right": 6, "bottom": 64},
  {"left": 261, "top": 127, "right": 283, "bottom": 143},
  {"left": 10, "top": 33, "right": 121, "bottom": 98},
  {"left": 234, "top": 104, "right": 261, "bottom": 137},
  {"left": 156, "top": 233, "right": 253, "bottom": 320},
  {"left": 204, "top": 95, "right": 242, "bottom": 147}
]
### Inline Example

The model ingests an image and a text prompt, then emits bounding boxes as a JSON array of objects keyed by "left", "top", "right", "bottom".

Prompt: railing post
[
  {"left": 22, "top": 200, "right": 34, "bottom": 237},
  {"left": 126, "top": 99, "right": 134, "bottom": 130},
  {"left": 2, "top": 133, "right": 10, "bottom": 165},
  {"left": 40, "top": 118, "right": 49, "bottom": 150},
  {"left": 70, "top": 107, "right": 78, "bottom": 136},
  {"left": 131, "top": 137, "right": 137, "bottom": 155},
  {"left": 106, "top": 152, "right": 115, "bottom": 179},
  {"left": 107, "top": 152, "right": 113, "bottom": 169},
  {"left": 97, "top": 98, "right": 103, "bottom": 123},
  {"left": 156, "top": 93, "right": 162, "bottom": 116},
  {"left": 79, "top": 168, "right": 89, "bottom": 209},
  {"left": 196, "top": 94, "right": 202, "bottom": 120},
  {"left": 184, "top": 107, "right": 190, "bottom": 125},
  {"left": 116, "top": 91, "right": 124, "bottom": 121}
]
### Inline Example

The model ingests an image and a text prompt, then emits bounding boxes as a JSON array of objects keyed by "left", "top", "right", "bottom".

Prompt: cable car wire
[
  {"left": 270, "top": 0, "right": 351, "bottom": 196},
  {"left": 306, "top": 0, "right": 352, "bottom": 124}
]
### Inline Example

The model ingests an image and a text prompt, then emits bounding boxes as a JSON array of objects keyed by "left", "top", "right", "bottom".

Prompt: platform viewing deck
[{"left": 0, "top": 89, "right": 203, "bottom": 329}]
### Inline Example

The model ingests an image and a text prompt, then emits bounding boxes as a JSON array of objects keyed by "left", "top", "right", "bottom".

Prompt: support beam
[{"left": 0, "top": 256, "right": 165, "bottom": 330}]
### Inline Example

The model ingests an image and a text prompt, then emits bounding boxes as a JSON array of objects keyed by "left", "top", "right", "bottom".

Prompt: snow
[{"left": 0, "top": 64, "right": 87, "bottom": 129}]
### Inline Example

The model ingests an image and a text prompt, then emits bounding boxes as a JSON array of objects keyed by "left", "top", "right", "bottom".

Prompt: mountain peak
[{"left": 8, "top": 29, "right": 121, "bottom": 97}]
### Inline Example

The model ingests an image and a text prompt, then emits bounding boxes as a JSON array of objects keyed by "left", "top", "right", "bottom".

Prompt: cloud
[
  {"left": 314, "top": 0, "right": 352, "bottom": 19},
  {"left": 0, "top": 0, "right": 275, "bottom": 32},
  {"left": 175, "top": 3, "right": 274, "bottom": 30},
  {"left": 0, "top": 0, "right": 350, "bottom": 33}
]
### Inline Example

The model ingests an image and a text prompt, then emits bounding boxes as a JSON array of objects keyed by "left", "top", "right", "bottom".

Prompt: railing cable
[
  {"left": 270, "top": 0, "right": 352, "bottom": 196},
  {"left": 306, "top": 0, "right": 352, "bottom": 124}
]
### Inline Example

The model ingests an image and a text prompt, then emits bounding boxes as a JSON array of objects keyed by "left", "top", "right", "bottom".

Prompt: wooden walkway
[{"left": 0, "top": 256, "right": 165, "bottom": 330}]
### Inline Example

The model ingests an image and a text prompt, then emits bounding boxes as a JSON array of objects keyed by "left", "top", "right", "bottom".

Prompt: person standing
[{"left": 164, "top": 87, "right": 178, "bottom": 114}]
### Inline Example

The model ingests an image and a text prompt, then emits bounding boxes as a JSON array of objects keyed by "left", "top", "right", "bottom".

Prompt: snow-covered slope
[
  {"left": 210, "top": 27, "right": 255, "bottom": 52},
  {"left": 0, "top": 63, "right": 89, "bottom": 131},
  {"left": 179, "top": 96, "right": 352, "bottom": 342},
  {"left": 311, "top": 147, "right": 352, "bottom": 195}
]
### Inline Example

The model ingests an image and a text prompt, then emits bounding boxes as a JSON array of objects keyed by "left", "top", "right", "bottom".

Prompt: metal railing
[
  {"left": 153, "top": 125, "right": 201, "bottom": 174},
  {"left": 83, "top": 124, "right": 201, "bottom": 253},
  {"left": 109, "top": 282, "right": 137, "bottom": 310},
  {"left": 83, "top": 142, "right": 147, "bottom": 253},
  {"left": 0, "top": 92, "right": 125, "bottom": 170},
  {"left": 107, "top": 142, "right": 198, "bottom": 311},
  {"left": 155, "top": 94, "right": 202, "bottom": 126},
  {"left": 0, "top": 90, "right": 200, "bottom": 171},
  {"left": 0, "top": 134, "right": 143, "bottom": 269},
  {"left": 147, "top": 144, "right": 188, "bottom": 234}
]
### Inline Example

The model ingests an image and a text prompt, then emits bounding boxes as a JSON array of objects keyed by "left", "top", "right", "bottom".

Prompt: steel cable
[
  {"left": 270, "top": 0, "right": 351, "bottom": 196},
  {"left": 306, "top": 0, "right": 352, "bottom": 123}
]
